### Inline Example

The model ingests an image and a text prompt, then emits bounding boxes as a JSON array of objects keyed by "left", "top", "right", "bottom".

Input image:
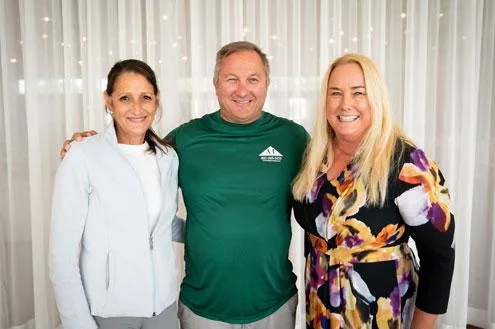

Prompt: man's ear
[{"left": 213, "top": 78, "right": 219, "bottom": 95}]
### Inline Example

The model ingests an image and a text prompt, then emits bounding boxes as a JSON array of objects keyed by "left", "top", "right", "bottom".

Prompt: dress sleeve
[
  {"left": 49, "top": 144, "right": 97, "bottom": 329},
  {"left": 393, "top": 147, "right": 455, "bottom": 314}
]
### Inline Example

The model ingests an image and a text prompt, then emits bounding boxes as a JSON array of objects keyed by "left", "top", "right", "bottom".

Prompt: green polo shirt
[{"left": 167, "top": 110, "right": 308, "bottom": 323}]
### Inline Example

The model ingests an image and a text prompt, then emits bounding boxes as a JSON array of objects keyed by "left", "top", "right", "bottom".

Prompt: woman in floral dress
[{"left": 292, "top": 54, "right": 455, "bottom": 329}]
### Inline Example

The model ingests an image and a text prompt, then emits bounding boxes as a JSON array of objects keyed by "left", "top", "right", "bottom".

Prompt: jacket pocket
[
  {"left": 105, "top": 253, "right": 114, "bottom": 293},
  {"left": 97, "top": 252, "right": 115, "bottom": 315}
]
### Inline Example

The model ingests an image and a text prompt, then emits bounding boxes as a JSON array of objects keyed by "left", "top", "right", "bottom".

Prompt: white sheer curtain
[{"left": 0, "top": 1, "right": 493, "bottom": 328}]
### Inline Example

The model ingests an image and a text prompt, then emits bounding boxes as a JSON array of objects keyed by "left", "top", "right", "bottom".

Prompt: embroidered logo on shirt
[{"left": 259, "top": 146, "right": 283, "bottom": 163}]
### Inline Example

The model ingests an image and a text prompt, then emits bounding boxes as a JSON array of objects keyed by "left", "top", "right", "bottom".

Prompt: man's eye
[
  {"left": 119, "top": 96, "right": 129, "bottom": 102},
  {"left": 143, "top": 95, "right": 153, "bottom": 101},
  {"left": 248, "top": 78, "right": 259, "bottom": 83}
]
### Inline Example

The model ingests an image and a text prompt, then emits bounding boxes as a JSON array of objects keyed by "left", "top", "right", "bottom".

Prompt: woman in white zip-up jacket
[{"left": 49, "top": 59, "right": 183, "bottom": 329}]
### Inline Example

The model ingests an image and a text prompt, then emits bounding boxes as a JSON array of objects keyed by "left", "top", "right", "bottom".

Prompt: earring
[{"left": 153, "top": 106, "right": 162, "bottom": 123}]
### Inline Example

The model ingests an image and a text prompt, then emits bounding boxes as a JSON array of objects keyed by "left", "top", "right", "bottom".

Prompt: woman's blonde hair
[{"left": 292, "top": 53, "right": 406, "bottom": 206}]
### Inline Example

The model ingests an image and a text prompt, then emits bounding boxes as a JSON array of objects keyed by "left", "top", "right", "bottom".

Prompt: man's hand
[{"left": 59, "top": 130, "right": 97, "bottom": 159}]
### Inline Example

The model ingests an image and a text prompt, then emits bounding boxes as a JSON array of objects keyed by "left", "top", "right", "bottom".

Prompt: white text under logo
[{"left": 259, "top": 146, "right": 283, "bottom": 162}]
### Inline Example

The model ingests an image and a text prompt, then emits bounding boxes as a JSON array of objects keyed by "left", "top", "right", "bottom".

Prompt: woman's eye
[
  {"left": 119, "top": 96, "right": 129, "bottom": 102},
  {"left": 330, "top": 91, "right": 342, "bottom": 96},
  {"left": 143, "top": 95, "right": 153, "bottom": 101}
]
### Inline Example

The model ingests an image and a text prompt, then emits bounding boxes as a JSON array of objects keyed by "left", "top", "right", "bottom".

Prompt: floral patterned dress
[{"left": 293, "top": 142, "right": 455, "bottom": 329}]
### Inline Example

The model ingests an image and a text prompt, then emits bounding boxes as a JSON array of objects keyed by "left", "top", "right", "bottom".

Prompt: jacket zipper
[
  {"left": 118, "top": 147, "right": 158, "bottom": 316},
  {"left": 107, "top": 129, "right": 162, "bottom": 316},
  {"left": 150, "top": 233, "right": 156, "bottom": 316},
  {"left": 106, "top": 253, "right": 110, "bottom": 291}
]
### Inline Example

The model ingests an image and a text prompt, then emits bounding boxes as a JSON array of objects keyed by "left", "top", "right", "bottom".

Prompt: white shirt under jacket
[{"left": 49, "top": 123, "right": 182, "bottom": 329}]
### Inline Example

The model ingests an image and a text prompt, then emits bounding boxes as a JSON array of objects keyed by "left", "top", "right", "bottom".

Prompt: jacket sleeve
[
  {"left": 172, "top": 215, "right": 186, "bottom": 242},
  {"left": 49, "top": 144, "right": 97, "bottom": 329},
  {"left": 393, "top": 147, "right": 455, "bottom": 314}
]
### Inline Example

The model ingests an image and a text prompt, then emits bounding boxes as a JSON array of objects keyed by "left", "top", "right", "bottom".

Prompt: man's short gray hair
[{"left": 213, "top": 41, "right": 270, "bottom": 82}]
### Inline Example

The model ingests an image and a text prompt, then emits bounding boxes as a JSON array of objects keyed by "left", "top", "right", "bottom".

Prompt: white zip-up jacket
[{"left": 49, "top": 124, "right": 181, "bottom": 329}]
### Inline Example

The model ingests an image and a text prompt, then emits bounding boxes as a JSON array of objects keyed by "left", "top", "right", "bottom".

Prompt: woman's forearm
[{"left": 410, "top": 307, "right": 438, "bottom": 329}]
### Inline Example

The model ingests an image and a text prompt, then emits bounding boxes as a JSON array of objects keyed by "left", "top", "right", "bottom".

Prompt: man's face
[{"left": 214, "top": 51, "right": 268, "bottom": 124}]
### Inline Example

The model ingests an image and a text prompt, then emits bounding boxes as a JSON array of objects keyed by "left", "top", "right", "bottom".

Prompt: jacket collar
[
  {"left": 101, "top": 121, "right": 119, "bottom": 146},
  {"left": 101, "top": 121, "right": 168, "bottom": 162}
]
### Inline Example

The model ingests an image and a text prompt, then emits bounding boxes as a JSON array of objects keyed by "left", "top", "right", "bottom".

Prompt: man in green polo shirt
[{"left": 169, "top": 42, "right": 308, "bottom": 329}]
